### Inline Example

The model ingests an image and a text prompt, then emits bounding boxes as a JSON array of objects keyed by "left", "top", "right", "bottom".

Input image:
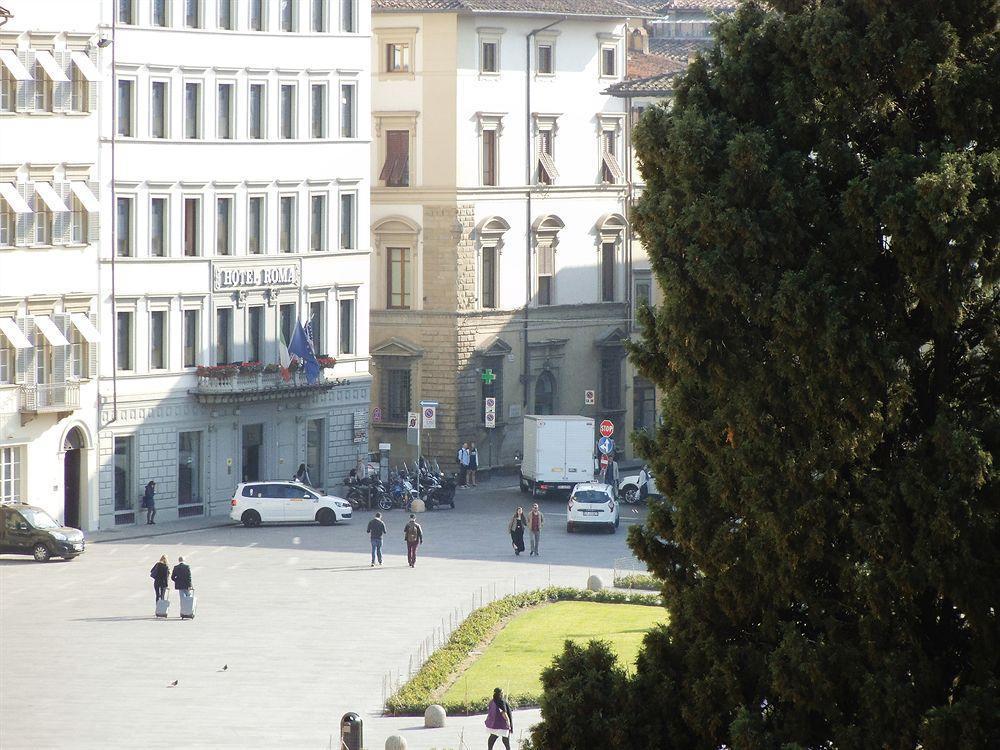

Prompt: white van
[{"left": 520, "top": 415, "right": 595, "bottom": 496}]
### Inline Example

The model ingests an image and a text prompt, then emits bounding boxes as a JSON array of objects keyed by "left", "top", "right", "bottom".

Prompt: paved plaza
[{"left": 1, "top": 477, "right": 648, "bottom": 749}]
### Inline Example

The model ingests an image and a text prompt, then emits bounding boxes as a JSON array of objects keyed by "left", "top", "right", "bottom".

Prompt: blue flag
[{"left": 288, "top": 320, "right": 321, "bottom": 384}]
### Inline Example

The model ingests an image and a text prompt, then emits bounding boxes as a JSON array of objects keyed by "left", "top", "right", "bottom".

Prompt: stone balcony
[
  {"left": 20, "top": 382, "right": 81, "bottom": 425},
  {"left": 189, "top": 368, "right": 346, "bottom": 404}
]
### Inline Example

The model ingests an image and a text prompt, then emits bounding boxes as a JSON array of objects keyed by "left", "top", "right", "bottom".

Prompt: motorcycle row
[{"left": 343, "top": 458, "right": 457, "bottom": 513}]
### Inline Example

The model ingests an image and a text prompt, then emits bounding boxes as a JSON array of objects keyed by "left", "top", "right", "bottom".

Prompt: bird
[
  {"left": 219, "top": 664, "right": 228, "bottom": 672},
  {"left": 168, "top": 680, "right": 178, "bottom": 687}
]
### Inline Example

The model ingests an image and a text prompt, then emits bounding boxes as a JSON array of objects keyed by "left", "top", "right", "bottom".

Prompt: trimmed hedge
[
  {"left": 613, "top": 573, "right": 662, "bottom": 591},
  {"left": 384, "top": 586, "right": 661, "bottom": 716}
]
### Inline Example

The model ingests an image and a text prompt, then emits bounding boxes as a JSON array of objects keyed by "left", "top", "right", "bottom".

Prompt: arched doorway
[
  {"left": 534, "top": 371, "right": 556, "bottom": 415},
  {"left": 63, "top": 427, "right": 86, "bottom": 529}
]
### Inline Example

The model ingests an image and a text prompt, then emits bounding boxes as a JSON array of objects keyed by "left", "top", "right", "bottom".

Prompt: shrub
[{"left": 613, "top": 573, "right": 661, "bottom": 591}]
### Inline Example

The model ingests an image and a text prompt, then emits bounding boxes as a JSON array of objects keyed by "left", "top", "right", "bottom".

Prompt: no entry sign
[{"left": 600, "top": 420, "right": 614, "bottom": 438}]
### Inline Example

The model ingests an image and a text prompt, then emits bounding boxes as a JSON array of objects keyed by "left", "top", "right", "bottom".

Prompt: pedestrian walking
[
  {"left": 150, "top": 555, "right": 169, "bottom": 601},
  {"left": 484, "top": 687, "right": 514, "bottom": 749},
  {"left": 457, "top": 443, "right": 471, "bottom": 487},
  {"left": 468, "top": 442, "right": 479, "bottom": 487},
  {"left": 141, "top": 480, "right": 156, "bottom": 524},
  {"left": 403, "top": 513, "right": 423, "bottom": 568},
  {"left": 607, "top": 452, "right": 621, "bottom": 499},
  {"left": 171, "top": 556, "right": 196, "bottom": 619},
  {"left": 293, "top": 462, "right": 313, "bottom": 486},
  {"left": 508, "top": 507, "right": 527, "bottom": 556},
  {"left": 367, "top": 512, "right": 387, "bottom": 567},
  {"left": 528, "top": 503, "right": 545, "bottom": 556}
]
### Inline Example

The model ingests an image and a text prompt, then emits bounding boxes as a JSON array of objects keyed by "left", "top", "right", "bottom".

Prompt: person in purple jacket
[{"left": 484, "top": 687, "right": 513, "bottom": 749}]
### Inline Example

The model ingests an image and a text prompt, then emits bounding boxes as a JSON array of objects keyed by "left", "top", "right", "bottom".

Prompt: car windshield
[
  {"left": 21, "top": 508, "right": 60, "bottom": 529},
  {"left": 573, "top": 490, "right": 610, "bottom": 504}
]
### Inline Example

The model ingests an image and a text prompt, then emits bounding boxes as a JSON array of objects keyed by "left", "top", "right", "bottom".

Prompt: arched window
[{"left": 534, "top": 371, "right": 556, "bottom": 415}]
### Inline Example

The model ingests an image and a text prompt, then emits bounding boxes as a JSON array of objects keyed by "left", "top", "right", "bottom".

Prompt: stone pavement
[{"left": 0, "top": 481, "right": 648, "bottom": 749}]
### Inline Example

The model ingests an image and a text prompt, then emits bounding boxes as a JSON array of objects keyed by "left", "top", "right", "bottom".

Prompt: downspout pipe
[
  {"left": 524, "top": 17, "right": 565, "bottom": 409},
  {"left": 106, "top": 9, "right": 118, "bottom": 425}
]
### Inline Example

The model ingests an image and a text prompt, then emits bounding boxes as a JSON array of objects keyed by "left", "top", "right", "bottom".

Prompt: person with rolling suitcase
[
  {"left": 171, "top": 556, "right": 196, "bottom": 619},
  {"left": 150, "top": 555, "right": 170, "bottom": 618}
]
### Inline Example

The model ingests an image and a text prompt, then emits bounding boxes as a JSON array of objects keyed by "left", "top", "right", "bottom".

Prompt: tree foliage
[{"left": 539, "top": 1, "right": 999, "bottom": 747}]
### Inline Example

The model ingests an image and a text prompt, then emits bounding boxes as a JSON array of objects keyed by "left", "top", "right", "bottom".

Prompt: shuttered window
[
  {"left": 601, "top": 242, "right": 615, "bottom": 302},
  {"left": 537, "top": 243, "right": 554, "bottom": 306},
  {"left": 380, "top": 130, "right": 409, "bottom": 187}
]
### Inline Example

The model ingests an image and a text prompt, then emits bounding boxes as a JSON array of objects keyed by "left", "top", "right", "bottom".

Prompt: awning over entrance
[
  {"left": 33, "top": 181, "right": 69, "bottom": 212},
  {"left": 69, "top": 313, "right": 100, "bottom": 343},
  {"left": 0, "top": 49, "right": 31, "bottom": 81},
  {"left": 33, "top": 315, "right": 70, "bottom": 347},
  {"left": 0, "top": 317, "right": 32, "bottom": 349},
  {"left": 0, "top": 182, "right": 31, "bottom": 214}
]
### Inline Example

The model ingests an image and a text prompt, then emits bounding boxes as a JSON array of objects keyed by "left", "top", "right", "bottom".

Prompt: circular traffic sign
[
  {"left": 598, "top": 436, "right": 615, "bottom": 455},
  {"left": 600, "top": 420, "right": 614, "bottom": 438},
  {"left": 424, "top": 407, "right": 434, "bottom": 419}
]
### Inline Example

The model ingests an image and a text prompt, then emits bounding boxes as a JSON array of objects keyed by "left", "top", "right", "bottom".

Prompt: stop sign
[{"left": 600, "top": 420, "right": 614, "bottom": 438}]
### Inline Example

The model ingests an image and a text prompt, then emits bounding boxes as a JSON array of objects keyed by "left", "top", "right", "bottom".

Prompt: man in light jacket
[{"left": 528, "top": 503, "right": 545, "bottom": 556}]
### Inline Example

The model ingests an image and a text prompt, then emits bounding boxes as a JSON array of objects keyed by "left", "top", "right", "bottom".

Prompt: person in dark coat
[
  {"left": 468, "top": 442, "right": 479, "bottom": 487},
  {"left": 171, "top": 556, "right": 193, "bottom": 594},
  {"left": 150, "top": 555, "right": 170, "bottom": 601},
  {"left": 484, "top": 687, "right": 514, "bottom": 749},
  {"left": 508, "top": 507, "right": 527, "bottom": 556},
  {"left": 366, "top": 512, "right": 387, "bottom": 567},
  {"left": 293, "top": 463, "right": 313, "bottom": 486},
  {"left": 403, "top": 514, "right": 423, "bottom": 568},
  {"left": 142, "top": 480, "right": 156, "bottom": 524}
]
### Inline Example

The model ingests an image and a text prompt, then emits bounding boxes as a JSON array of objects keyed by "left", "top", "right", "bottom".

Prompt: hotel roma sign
[{"left": 214, "top": 264, "right": 300, "bottom": 291}]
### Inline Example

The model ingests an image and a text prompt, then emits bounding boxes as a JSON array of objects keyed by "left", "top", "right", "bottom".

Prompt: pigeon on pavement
[
  {"left": 168, "top": 680, "right": 178, "bottom": 687},
  {"left": 219, "top": 665, "right": 228, "bottom": 672}
]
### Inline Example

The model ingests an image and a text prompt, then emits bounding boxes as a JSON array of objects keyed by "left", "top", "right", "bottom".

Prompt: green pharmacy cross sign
[{"left": 481, "top": 369, "right": 496, "bottom": 385}]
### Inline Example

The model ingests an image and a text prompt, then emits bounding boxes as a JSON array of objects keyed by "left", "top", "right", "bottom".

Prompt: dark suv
[{"left": 0, "top": 503, "right": 85, "bottom": 561}]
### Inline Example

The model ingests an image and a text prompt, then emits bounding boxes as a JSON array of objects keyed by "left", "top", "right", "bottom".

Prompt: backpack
[{"left": 405, "top": 522, "right": 420, "bottom": 543}]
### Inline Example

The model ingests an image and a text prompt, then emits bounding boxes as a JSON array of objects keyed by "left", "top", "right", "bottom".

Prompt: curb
[{"left": 89, "top": 520, "right": 234, "bottom": 544}]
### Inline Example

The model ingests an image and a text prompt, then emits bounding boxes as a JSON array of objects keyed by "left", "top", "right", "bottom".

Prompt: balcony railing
[
  {"left": 190, "top": 368, "right": 346, "bottom": 404},
  {"left": 20, "top": 382, "right": 81, "bottom": 413}
]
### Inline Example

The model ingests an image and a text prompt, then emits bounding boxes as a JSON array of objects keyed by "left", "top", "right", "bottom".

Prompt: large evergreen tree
[{"left": 538, "top": 1, "right": 999, "bottom": 748}]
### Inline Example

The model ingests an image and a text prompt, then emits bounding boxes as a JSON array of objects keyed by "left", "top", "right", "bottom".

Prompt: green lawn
[{"left": 441, "top": 601, "right": 667, "bottom": 705}]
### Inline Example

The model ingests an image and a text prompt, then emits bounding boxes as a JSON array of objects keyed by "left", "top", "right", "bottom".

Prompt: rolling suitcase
[
  {"left": 179, "top": 590, "right": 197, "bottom": 619},
  {"left": 155, "top": 595, "right": 170, "bottom": 618}
]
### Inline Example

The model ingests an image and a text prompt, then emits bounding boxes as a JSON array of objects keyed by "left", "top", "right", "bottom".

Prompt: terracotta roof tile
[{"left": 373, "top": 0, "right": 649, "bottom": 16}]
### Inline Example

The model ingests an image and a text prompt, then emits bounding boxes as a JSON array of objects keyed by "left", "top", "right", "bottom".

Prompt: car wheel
[
  {"left": 241, "top": 509, "right": 261, "bottom": 528},
  {"left": 33, "top": 543, "right": 51, "bottom": 562},
  {"left": 566, "top": 522, "right": 573, "bottom": 533},
  {"left": 615, "top": 516, "right": 620, "bottom": 528},
  {"left": 622, "top": 485, "right": 639, "bottom": 505},
  {"left": 317, "top": 508, "right": 335, "bottom": 526}
]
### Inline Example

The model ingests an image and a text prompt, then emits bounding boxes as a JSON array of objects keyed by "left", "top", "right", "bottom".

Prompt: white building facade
[
  {"left": 0, "top": 1, "right": 104, "bottom": 530},
  {"left": 97, "top": 0, "right": 372, "bottom": 528}
]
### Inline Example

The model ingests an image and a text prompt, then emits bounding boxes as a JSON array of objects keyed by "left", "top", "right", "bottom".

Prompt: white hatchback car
[
  {"left": 230, "top": 481, "right": 352, "bottom": 527},
  {"left": 618, "top": 466, "right": 660, "bottom": 504},
  {"left": 566, "top": 482, "right": 620, "bottom": 533}
]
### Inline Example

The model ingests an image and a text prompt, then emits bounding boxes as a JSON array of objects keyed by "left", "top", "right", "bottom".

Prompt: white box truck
[{"left": 520, "top": 415, "right": 596, "bottom": 496}]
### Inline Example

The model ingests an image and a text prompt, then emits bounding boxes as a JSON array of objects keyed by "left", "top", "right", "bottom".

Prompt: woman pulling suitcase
[{"left": 150, "top": 555, "right": 170, "bottom": 618}]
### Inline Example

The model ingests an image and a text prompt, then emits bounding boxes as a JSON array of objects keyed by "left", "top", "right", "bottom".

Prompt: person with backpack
[{"left": 403, "top": 513, "right": 424, "bottom": 568}]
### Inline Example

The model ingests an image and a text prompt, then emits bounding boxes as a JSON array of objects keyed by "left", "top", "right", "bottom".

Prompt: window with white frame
[
  {"left": 385, "top": 42, "right": 410, "bottom": 73},
  {"left": 217, "top": 82, "right": 235, "bottom": 138},
  {"left": 340, "top": 0, "right": 356, "bottom": 32},
  {"left": 477, "top": 111, "right": 503, "bottom": 186},
  {"left": 70, "top": 59, "right": 89, "bottom": 113},
  {"left": 0, "top": 446, "right": 23, "bottom": 503},
  {"left": 601, "top": 43, "right": 618, "bottom": 77},
  {"left": 534, "top": 216, "right": 563, "bottom": 306},
  {"left": 338, "top": 296, "right": 355, "bottom": 355},
  {"left": 150, "top": 309, "right": 168, "bottom": 370},
  {"left": 32, "top": 59, "right": 54, "bottom": 112},
  {"left": 150, "top": 196, "right": 168, "bottom": 256},
  {"left": 311, "top": 0, "right": 327, "bottom": 32},
  {"left": 0, "top": 202, "right": 13, "bottom": 246},
  {"left": 249, "top": 82, "right": 266, "bottom": 139},
  {"left": 339, "top": 192, "right": 355, "bottom": 249},
  {"left": 279, "top": 195, "right": 296, "bottom": 252},
  {"left": 308, "top": 300, "right": 325, "bottom": 354},
  {"left": 248, "top": 195, "right": 266, "bottom": 254},
  {"left": 534, "top": 116, "right": 559, "bottom": 185},
  {"left": 151, "top": 80, "right": 169, "bottom": 138},
  {"left": 536, "top": 41, "right": 554, "bottom": 75},
  {"left": 477, "top": 217, "right": 508, "bottom": 309},
  {"left": 116, "top": 309, "right": 134, "bottom": 371},
  {"left": 184, "top": 81, "right": 202, "bottom": 139},
  {"left": 479, "top": 31, "right": 501, "bottom": 75},
  {"left": 216, "top": 196, "right": 233, "bottom": 255},
  {"left": 248, "top": 305, "right": 264, "bottom": 362},
  {"left": 1, "top": 67, "right": 15, "bottom": 113},
  {"left": 185, "top": 0, "right": 203, "bottom": 29},
  {"left": 116, "top": 196, "right": 134, "bottom": 256},
  {"left": 600, "top": 124, "right": 624, "bottom": 184},
  {"left": 118, "top": 0, "right": 135, "bottom": 24},
  {"left": 68, "top": 326, "right": 85, "bottom": 379},
  {"left": 183, "top": 308, "right": 200, "bottom": 367},
  {"left": 311, "top": 83, "right": 327, "bottom": 138},
  {"left": 216, "top": 307, "right": 232, "bottom": 364},
  {"left": 250, "top": 0, "right": 266, "bottom": 31},
  {"left": 280, "top": 83, "right": 296, "bottom": 139},
  {"left": 68, "top": 193, "right": 87, "bottom": 244},
  {"left": 117, "top": 79, "right": 135, "bottom": 136},
  {"left": 310, "top": 194, "right": 327, "bottom": 251},
  {"left": 152, "top": 0, "right": 169, "bottom": 26},
  {"left": 386, "top": 247, "right": 412, "bottom": 309},
  {"left": 280, "top": 0, "right": 297, "bottom": 32},
  {"left": 218, "top": 0, "right": 235, "bottom": 29},
  {"left": 183, "top": 196, "right": 201, "bottom": 256},
  {"left": 33, "top": 192, "right": 52, "bottom": 245},
  {"left": 0, "top": 338, "right": 11, "bottom": 383},
  {"left": 340, "top": 83, "right": 356, "bottom": 138}
]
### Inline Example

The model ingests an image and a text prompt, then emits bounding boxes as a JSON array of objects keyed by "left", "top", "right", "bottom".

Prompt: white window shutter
[
  {"left": 16, "top": 50, "right": 34, "bottom": 111},
  {"left": 52, "top": 313, "right": 71, "bottom": 383},
  {"left": 53, "top": 182, "right": 69, "bottom": 244},
  {"left": 87, "top": 181, "right": 100, "bottom": 245},
  {"left": 52, "top": 51, "right": 70, "bottom": 113},
  {"left": 87, "top": 314, "right": 98, "bottom": 379},
  {"left": 87, "top": 50, "right": 99, "bottom": 113},
  {"left": 15, "top": 182, "right": 34, "bottom": 245},
  {"left": 15, "top": 318, "right": 36, "bottom": 386}
]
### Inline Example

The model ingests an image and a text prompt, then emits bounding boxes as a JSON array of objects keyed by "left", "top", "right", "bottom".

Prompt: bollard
[
  {"left": 385, "top": 735, "right": 407, "bottom": 750},
  {"left": 424, "top": 704, "right": 447, "bottom": 728},
  {"left": 340, "top": 712, "right": 362, "bottom": 750}
]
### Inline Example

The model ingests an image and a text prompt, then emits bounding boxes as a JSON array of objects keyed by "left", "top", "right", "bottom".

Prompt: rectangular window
[
  {"left": 248, "top": 195, "right": 265, "bottom": 254},
  {"left": 280, "top": 0, "right": 296, "bottom": 31},
  {"left": 380, "top": 130, "right": 409, "bottom": 187},
  {"left": 249, "top": 83, "right": 265, "bottom": 139},
  {"left": 339, "top": 83, "right": 355, "bottom": 138},
  {"left": 185, "top": 0, "right": 202, "bottom": 28},
  {"left": 183, "top": 309, "right": 199, "bottom": 367},
  {"left": 218, "top": 0, "right": 235, "bottom": 29},
  {"left": 311, "top": 83, "right": 326, "bottom": 138},
  {"left": 279, "top": 303, "right": 295, "bottom": 348},
  {"left": 601, "top": 129, "right": 623, "bottom": 183},
  {"left": 601, "top": 45, "right": 617, "bottom": 77},
  {"left": 600, "top": 354, "right": 622, "bottom": 410},
  {"left": 216, "top": 197, "right": 233, "bottom": 255},
  {"left": 184, "top": 82, "right": 202, "bottom": 139},
  {"left": 309, "top": 301, "right": 324, "bottom": 354},
  {"left": 71, "top": 63, "right": 89, "bottom": 113},
  {"left": 0, "top": 203, "right": 13, "bottom": 245},
  {"left": 178, "top": 432, "right": 203, "bottom": 513},
  {"left": 184, "top": 197, "right": 200, "bottom": 256},
  {"left": 634, "top": 276, "right": 652, "bottom": 324},
  {"left": 118, "top": 0, "right": 135, "bottom": 24},
  {"left": 69, "top": 328, "right": 85, "bottom": 379},
  {"left": 250, "top": 0, "right": 266, "bottom": 30},
  {"left": 150, "top": 310, "right": 167, "bottom": 370},
  {"left": 34, "top": 338, "right": 48, "bottom": 386},
  {"left": 151, "top": 80, "right": 168, "bottom": 138},
  {"left": 150, "top": 197, "right": 167, "bottom": 256},
  {"left": 152, "top": 0, "right": 168, "bottom": 26},
  {"left": 481, "top": 41, "right": 498, "bottom": 74},
  {"left": 33, "top": 194, "right": 52, "bottom": 246},
  {"left": 310, "top": 194, "right": 326, "bottom": 251},
  {"left": 279, "top": 195, "right": 296, "bottom": 252},
  {"left": 386, "top": 368, "right": 411, "bottom": 421},
  {"left": 280, "top": 84, "right": 295, "bottom": 139},
  {"left": 386, "top": 43, "right": 410, "bottom": 73},
  {"left": 216, "top": 308, "right": 232, "bottom": 364},
  {"left": 117, "top": 79, "right": 134, "bottom": 136},
  {"left": 341, "top": 0, "right": 355, "bottom": 32},
  {"left": 1, "top": 68, "right": 16, "bottom": 113},
  {"left": 339, "top": 193, "right": 355, "bottom": 249},
  {"left": 248, "top": 306, "right": 264, "bottom": 362},
  {"left": 217, "top": 82, "right": 234, "bottom": 139},
  {"left": 0, "top": 446, "right": 23, "bottom": 503},
  {"left": 482, "top": 129, "right": 497, "bottom": 186},
  {"left": 537, "top": 129, "right": 557, "bottom": 184},
  {"left": 387, "top": 247, "right": 411, "bottom": 309},
  {"left": 633, "top": 377, "right": 655, "bottom": 434},
  {"left": 601, "top": 242, "right": 615, "bottom": 302},
  {"left": 69, "top": 196, "right": 88, "bottom": 244},
  {"left": 116, "top": 196, "right": 133, "bottom": 257},
  {"left": 116, "top": 310, "right": 133, "bottom": 371},
  {"left": 312, "top": 0, "right": 327, "bottom": 32},
  {"left": 32, "top": 61, "right": 52, "bottom": 112},
  {"left": 537, "top": 43, "right": 553, "bottom": 74},
  {"left": 482, "top": 245, "right": 497, "bottom": 309},
  {"left": 537, "top": 242, "right": 554, "bottom": 305},
  {"left": 113, "top": 437, "right": 134, "bottom": 520},
  {"left": 0, "top": 339, "right": 11, "bottom": 383},
  {"left": 338, "top": 298, "right": 354, "bottom": 355}
]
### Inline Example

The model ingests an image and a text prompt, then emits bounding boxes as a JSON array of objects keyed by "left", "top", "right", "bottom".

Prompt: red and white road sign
[
  {"left": 600, "top": 420, "right": 615, "bottom": 438},
  {"left": 600, "top": 454, "right": 610, "bottom": 470}
]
